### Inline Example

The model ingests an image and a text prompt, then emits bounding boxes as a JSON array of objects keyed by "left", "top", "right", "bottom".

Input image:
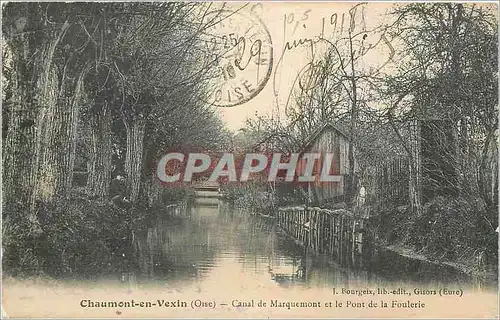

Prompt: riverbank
[
  {"left": 382, "top": 243, "right": 498, "bottom": 284},
  {"left": 370, "top": 196, "right": 498, "bottom": 284},
  {"left": 2, "top": 188, "right": 191, "bottom": 278}
]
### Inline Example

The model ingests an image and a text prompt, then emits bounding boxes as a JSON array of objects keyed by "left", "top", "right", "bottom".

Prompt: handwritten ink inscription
[{"left": 272, "top": 4, "right": 396, "bottom": 112}]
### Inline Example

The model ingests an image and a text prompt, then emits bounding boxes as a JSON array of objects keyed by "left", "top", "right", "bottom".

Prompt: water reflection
[{"left": 129, "top": 200, "right": 495, "bottom": 292}]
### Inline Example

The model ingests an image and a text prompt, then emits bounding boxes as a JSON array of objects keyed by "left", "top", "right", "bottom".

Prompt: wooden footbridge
[{"left": 192, "top": 181, "right": 220, "bottom": 198}]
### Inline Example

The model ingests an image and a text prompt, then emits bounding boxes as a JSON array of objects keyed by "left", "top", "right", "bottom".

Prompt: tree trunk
[
  {"left": 142, "top": 143, "right": 162, "bottom": 206},
  {"left": 148, "top": 178, "right": 163, "bottom": 206},
  {"left": 478, "top": 128, "right": 498, "bottom": 215},
  {"left": 124, "top": 116, "right": 146, "bottom": 203},
  {"left": 3, "top": 15, "right": 69, "bottom": 232},
  {"left": 32, "top": 63, "right": 85, "bottom": 206},
  {"left": 408, "top": 120, "right": 422, "bottom": 215},
  {"left": 2, "top": 46, "right": 40, "bottom": 232},
  {"left": 86, "top": 103, "right": 113, "bottom": 199},
  {"left": 346, "top": 31, "right": 358, "bottom": 207}
]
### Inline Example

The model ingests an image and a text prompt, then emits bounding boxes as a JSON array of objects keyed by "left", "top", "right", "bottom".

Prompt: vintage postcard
[{"left": 1, "top": 1, "right": 499, "bottom": 319}]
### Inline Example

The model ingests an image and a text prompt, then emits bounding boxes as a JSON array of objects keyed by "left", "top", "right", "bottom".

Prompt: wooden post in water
[
  {"left": 275, "top": 206, "right": 366, "bottom": 267},
  {"left": 322, "top": 211, "right": 327, "bottom": 254},
  {"left": 330, "top": 213, "right": 335, "bottom": 256}
]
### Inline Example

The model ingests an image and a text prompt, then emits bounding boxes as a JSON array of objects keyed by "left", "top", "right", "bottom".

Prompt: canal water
[{"left": 127, "top": 199, "right": 496, "bottom": 292}]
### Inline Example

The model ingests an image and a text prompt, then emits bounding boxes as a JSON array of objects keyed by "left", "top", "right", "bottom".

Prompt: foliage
[
  {"left": 161, "top": 186, "right": 195, "bottom": 205},
  {"left": 376, "top": 195, "right": 498, "bottom": 269},
  {"left": 222, "top": 182, "right": 275, "bottom": 214},
  {"left": 2, "top": 207, "right": 43, "bottom": 275},
  {"left": 2, "top": 185, "right": 196, "bottom": 277},
  {"left": 222, "top": 181, "right": 309, "bottom": 214},
  {"left": 3, "top": 190, "right": 128, "bottom": 277},
  {"left": 382, "top": 3, "right": 498, "bottom": 209}
]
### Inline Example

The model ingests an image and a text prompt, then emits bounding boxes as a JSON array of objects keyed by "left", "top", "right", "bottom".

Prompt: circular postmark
[{"left": 203, "top": 9, "right": 273, "bottom": 107}]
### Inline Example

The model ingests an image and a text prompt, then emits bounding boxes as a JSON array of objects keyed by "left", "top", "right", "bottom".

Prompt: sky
[{"left": 205, "top": 2, "right": 397, "bottom": 131}]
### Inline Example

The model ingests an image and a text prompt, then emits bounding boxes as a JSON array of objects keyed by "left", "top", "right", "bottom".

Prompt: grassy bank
[
  {"left": 367, "top": 195, "right": 498, "bottom": 279},
  {"left": 220, "top": 181, "right": 308, "bottom": 214},
  {"left": 2, "top": 187, "right": 193, "bottom": 278},
  {"left": 220, "top": 182, "right": 275, "bottom": 213}
]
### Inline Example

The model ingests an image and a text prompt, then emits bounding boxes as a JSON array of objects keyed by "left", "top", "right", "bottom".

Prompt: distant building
[{"left": 296, "top": 123, "right": 354, "bottom": 206}]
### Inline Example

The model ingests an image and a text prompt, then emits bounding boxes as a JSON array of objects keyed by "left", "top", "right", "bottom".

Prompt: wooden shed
[{"left": 296, "top": 123, "right": 352, "bottom": 206}]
